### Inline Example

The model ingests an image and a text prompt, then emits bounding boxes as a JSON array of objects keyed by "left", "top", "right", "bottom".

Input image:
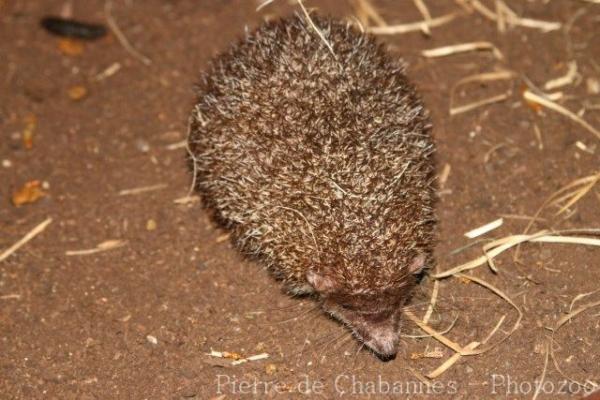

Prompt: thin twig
[
  {"left": 368, "top": 13, "right": 457, "bottom": 35},
  {"left": 118, "top": 183, "right": 168, "bottom": 196},
  {"left": 524, "top": 90, "right": 600, "bottom": 140},
  {"left": 105, "top": 1, "right": 152, "bottom": 65},
  {"left": 0, "top": 217, "right": 52, "bottom": 262},
  {"left": 413, "top": 0, "right": 433, "bottom": 35},
  {"left": 297, "top": 0, "right": 336, "bottom": 59}
]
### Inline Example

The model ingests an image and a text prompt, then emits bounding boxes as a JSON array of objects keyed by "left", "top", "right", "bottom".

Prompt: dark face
[{"left": 322, "top": 293, "right": 405, "bottom": 360}]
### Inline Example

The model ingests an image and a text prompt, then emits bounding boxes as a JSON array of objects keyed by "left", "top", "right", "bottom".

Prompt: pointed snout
[{"left": 363, "top": 326, "right": 399, "bottom": 361}]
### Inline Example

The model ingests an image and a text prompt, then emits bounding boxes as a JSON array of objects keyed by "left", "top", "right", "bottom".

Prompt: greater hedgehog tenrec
[{"left": 188, "top": 14, "right": 436, "bottom": 360}]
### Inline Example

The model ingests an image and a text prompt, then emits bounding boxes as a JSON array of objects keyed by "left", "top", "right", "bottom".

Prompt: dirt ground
[{"left": 1, "top": 0, "right": 599, "bottom": 399}]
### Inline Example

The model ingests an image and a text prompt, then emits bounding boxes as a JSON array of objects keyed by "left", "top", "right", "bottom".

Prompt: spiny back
[{"left": 188, "top": 14, "right": 436, "bottom": 296}]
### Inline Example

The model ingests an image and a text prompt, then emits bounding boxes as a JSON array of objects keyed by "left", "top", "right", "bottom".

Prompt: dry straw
[
  {"left": 464, "top": 218, "right": 503, "bottom": 239},
  {"left": 65, "top": 239, "right": 127, "bottom": 256},
  {"left": 368, "top": 13, "right": 457, "bottom": 35},
  {"left": 544, "top": 61, "right": 579, "bottom": 91},
  {"left": 405, "top": 272, "right": 521, "bottom": 378},
  {"left": 104, "top": 1, "right": 152, "bottom": 65},
  {"left": 434, "top": 230, "right": 600, "bottom": 279},
  {"left": 523, "top": 90, "right": 600, "bottom": 140},
  {"left": 412, "top": 0, "right": 433, "bottom": 35},
  {"left": 0, "top": 217, "right": 52, "bottom": 262},
  {"left": 449, "top": 70, "right": 515, "bottom": 115},
  {"left": 118, "top": 183, "right": 168, "bottom": 196},
  {"left": 465, "top": 0, "right": 561, "bottom": 32},
  {"left": 351, "top": 0, "right": 388, "bottom": 27},
  {"left": 422, "top": 41, "right": 504, "bottom": 60},
  {"left": 549, "top": 295, "right": 600, "bottom": 390},
  {"left": 297, "top": 0, "right": 336, "bottom": 58}
]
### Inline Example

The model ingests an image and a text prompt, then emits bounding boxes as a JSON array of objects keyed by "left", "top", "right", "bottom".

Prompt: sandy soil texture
[{"left": 1, "top": 1, "right": 599, "bottom": 399}]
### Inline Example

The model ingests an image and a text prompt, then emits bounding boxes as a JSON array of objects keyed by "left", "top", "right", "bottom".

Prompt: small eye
[{"left": 341, "top": 303, "right": 353, "bottom": 310}]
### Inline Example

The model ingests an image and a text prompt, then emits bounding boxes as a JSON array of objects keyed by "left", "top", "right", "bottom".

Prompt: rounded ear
[
  {"left": 408, "top": 254, "right": 426, "bottom": 275},
  {"left": 306, "top": 270, "right": 337, "bottom": 293}
]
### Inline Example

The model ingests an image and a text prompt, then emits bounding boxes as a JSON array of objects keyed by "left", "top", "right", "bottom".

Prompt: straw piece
[
  {"left": 532, "top": 342, "right": 550, "bottom": 400},
  {"left": 422, "top": 41, "right": 504, "bottom": 60},
  {"left": 439, "top": 163, "right": 451, "bottom": 189},
  {"left": 470, "top": 0, "right": 561, "bottom": 32},
  {"left": 427, "top": 274, "right": 523, "bottom": 379},
  {"left": 256, "top": 0, "right": 275, "bottom": 11},
  {"left": 422, "top": 279, "right": 439, "bottom": 324},
  {"left": 453, "top": 70, "right": 515, "bottom": 88},
  {"left": 552, "top": 172, "right": 600, "bottom": 215},
  {"left": 118, "top": 183, "right": 168, "bottom": 196},
  {"left": 523, "top": 90, "right": 600, "bottom": 140},
  {"left": 231, "top": 353, "right": 270, "bottom": 365},
  {"left": 569, "top": 290, "right": 600, "bottom": 312},
  {"left": 495, "top": 0, "right": 506, "bottom": 32},
  {"left": 104, "top": 1, "right": 152, "bottom": 65},
  {"left": 297, "top": 0, "right": 336, "bottom": 59},
  {"left": 173, "top": 195, "right": 200, "bottom": 205},
  {"left": 0, "top": 218, "right": 53, "bottom": 262},
  {"left": 511, "top": 16, "right": 561, "bottom": 32},
  {"left": 413, "top": 0, "right": 432, "bottom": 35},
  {"left": 469, "top": 0, "right": 497, "bottom": 21},
  {"left": 434, "top": 230, "right": 600, "bottom": 279},
  {"left": 548, "top": 299, "right": 600, "bottom": 390},
  {"left": 464, "top": 218, "right": 503, "bottom": 238},
  {"left": 544, "top": 61, "right": 578, "bottom": 91},
  {"left": 449, "top": 70, "right": 515, "bottom": 115},
  {"left": 450, "top": 92, "right": 511, "bottom": 115},
  {"left": 519, "top": 173, "right": 600, "bottom": 257},
  {"left": 404, "top": 309, "right": 466, "bottom": 354},
  {"left": 427, "top": 341, "right": 479, "bottom": 378},
  {"left": 453, "top": 273, "right": 523, "bottom": 355},
  {"left": 402, "top": 314, "right": 459, "bottom": 338},
  {"left": 405, "top": 367, "right": 432, "bottom": 387},
  {"left": 353, "top": 0, "right": 388, "bottom": 27},
  {"left": 554, "top": 300, "right": 600, "bottom": 330},
  {"left": 65, "top": 239, "right": 127, "bottom": 256},
  {"left": 207, "top": 349, "right": 269, "bottom": 365},
  {"left": 368, "top": 13, "right": 457, "bottom": 35},
  {"left": 166, "top": 140, "right": 187, "bottom": 150}
]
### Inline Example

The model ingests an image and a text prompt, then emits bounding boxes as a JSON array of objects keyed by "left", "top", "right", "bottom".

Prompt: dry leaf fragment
[
  {"left": 146, "top": 219, "right": 157, "bottom": 231},
  {"left": 12, "top": 180, "right": 46, "bottom": 206},
  {"left": 58, "top": 37, "right": 84, "bottom": 56},
  {"left": 68, "top": 85, "right": 88, "bottom": 100},
  {"left": 23, "top": 114, "right": 37, "bottom": 149},
  {"left": 209, "top": 350, "right": 243, "bottom": 360}
]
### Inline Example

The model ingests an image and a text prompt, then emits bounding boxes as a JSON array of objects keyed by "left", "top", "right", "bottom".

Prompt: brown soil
[{"left": 1, "top": 1, "right": 599, "bottom": 399}]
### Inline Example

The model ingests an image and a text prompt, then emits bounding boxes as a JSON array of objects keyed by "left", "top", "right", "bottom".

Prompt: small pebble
[
  {"left": 2, "top": 159, "right": 12, "bottom": 168},
  {"left": 586, "top": 77, "right": 600, "bottom": 95},
  {"left": 146, "top": 335, "right": 158, "bottom": 345},
  {"left": 135, "top": 138, "right": 150, "bottom": 153},
  {"left": 68, "top": 85, "right": 88, "bottom": 100},
  {"left": 146, "top": 219, "right": 157, "bottom": 231}
]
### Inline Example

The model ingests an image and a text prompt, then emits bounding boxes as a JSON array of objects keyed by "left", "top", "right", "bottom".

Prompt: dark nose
[
  {"left": 365, "top": 331, "right": 399, "bottom": 360},
  {"left": 377, "top": 351, "right": 397, "bottom": 362}
]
